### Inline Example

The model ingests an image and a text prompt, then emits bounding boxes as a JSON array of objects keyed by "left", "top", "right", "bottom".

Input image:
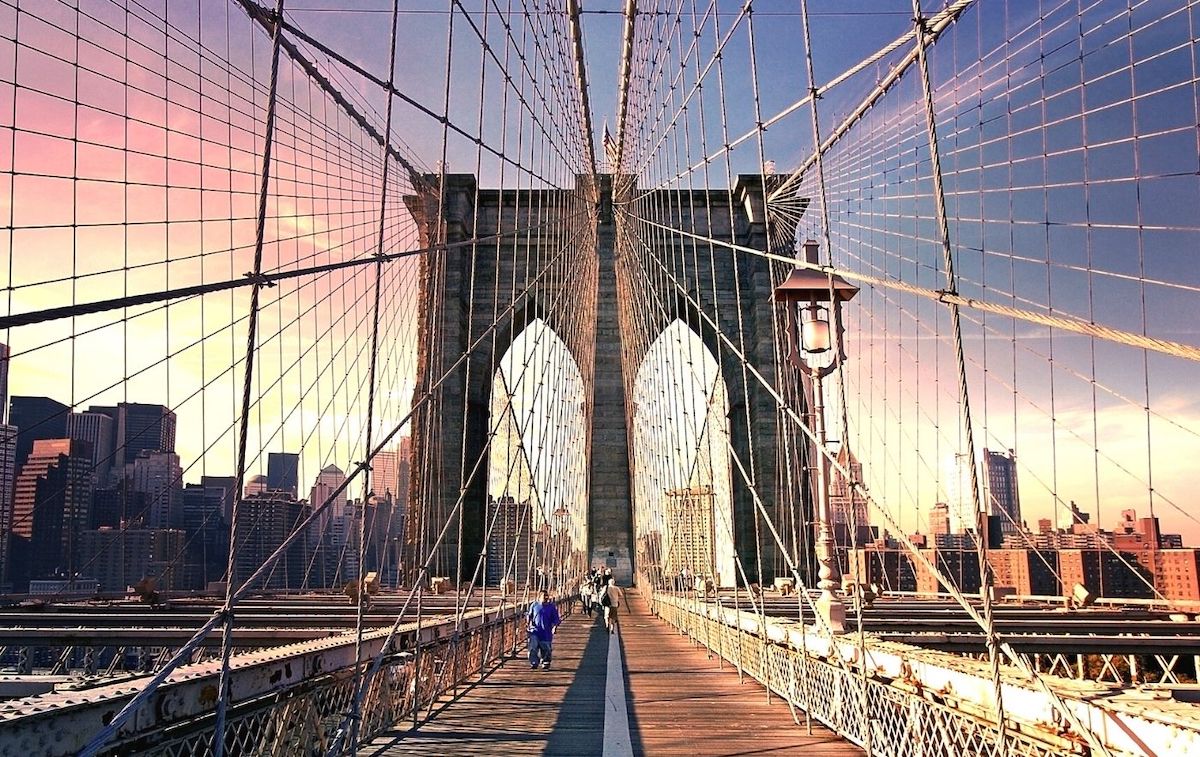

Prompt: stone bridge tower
[{"left": 405, "top": 174, "right": 804, "bottom": 587}]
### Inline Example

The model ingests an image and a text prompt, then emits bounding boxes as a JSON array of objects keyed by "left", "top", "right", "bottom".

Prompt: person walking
[
  {"left": 591, "top": 566, "right": 606, "bottom": 598},
  {"left": 527, "top": 590, "right": 561, "bottom": 670},
  {"left": 598, "top": 576, "right": 623, "bottom": 634},
  {"left": 579, "top": 575, "right": 594, "bottom": 617}
]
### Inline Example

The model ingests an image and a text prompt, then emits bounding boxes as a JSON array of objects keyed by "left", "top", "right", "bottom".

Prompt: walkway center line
[{"left": 602, "top": 624, "right": 634, "bottom": 757}]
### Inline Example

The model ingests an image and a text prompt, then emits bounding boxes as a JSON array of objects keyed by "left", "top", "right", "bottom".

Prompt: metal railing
[
  {"left": 646, "top": 590, "right": 1200, "bottom": 757},
  {"left": 0, "top": 602, "right": 536, "bottom": 756}
]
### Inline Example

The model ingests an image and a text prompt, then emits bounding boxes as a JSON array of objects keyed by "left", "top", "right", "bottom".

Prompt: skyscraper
[
  {"left": 89, "top": 486, "right": 139, "bottom": 529},
  {"left": 130, "top": 450, "right": 183, "bottom": 529},
  {"left": 181, "top": 482, "right": 230, "bottom": 588},
  {"left": 0, "top": 424, "right": 17, "bottom": 589},
  {"left": 80, "top": 526, "right": 186, "bottom": 592},
  {"left": 309, "top": 464, "right": 348, "bottom": 527},
  {"left": 267, "top": 452, "right": 299, "bottom": 497},
  {"left": 200, "top": 475, "right": 237, "bottom": 521},
  {"left": 67, "top": 411, "right": 115, "bottom": 485},
  {"left": 929, "top": 502, "right": 951, "bottom": 536},
  {"left": 944, "top": 452, "right": 978, "bottom": 535},
  {"left": 245, "top": 474, "right": 269, "bottom": 498},
  {"left": 10, "top": 438, "right": 93, "bottom": 585},
  {"left": 9, "top": 396, "right": 70, "bottom": 469},
  {"left": 830, "top": 446, "right": 869, "bottom": 544},
  {"left": 0, "top": 342, "right": 10, "bottom": 423},
  {"left": 372, "top": 449, "right": 400, "bottom": 499},
  {"left": 983, "top": 448, "right": 1021, "bottom": 535},
  {"left": 113, "top": 403, "right": 176, "bottom": 469},
  {"left": 233, "top": 490, "right": 308, "bottom": 590},
  {"left": 308, "top": 465, "right": 350, "bottom": 587},
  {"left": 485, "top": 495, "right": 533, "bottom": 586}
]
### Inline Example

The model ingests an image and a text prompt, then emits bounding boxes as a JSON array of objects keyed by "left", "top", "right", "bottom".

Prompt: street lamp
[{"left": 775, "top": 239, "right": 859, "bottom": 634}]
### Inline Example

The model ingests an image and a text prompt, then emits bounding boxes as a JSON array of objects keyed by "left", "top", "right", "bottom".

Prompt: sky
[{"left": 1, "top": 0, "right": 1198, "bottom": 550}]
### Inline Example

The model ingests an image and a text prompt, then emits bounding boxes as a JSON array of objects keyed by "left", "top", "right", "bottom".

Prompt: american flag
[{"left": 603, "top": 124, "right": 619, "bottom": 170}]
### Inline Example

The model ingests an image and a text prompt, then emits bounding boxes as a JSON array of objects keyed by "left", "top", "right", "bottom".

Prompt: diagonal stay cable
[
  {"left": 77, "top": 212, "right": 584, "bottom": 757},
  {"left": 327, "top": 232, "right": 593, "bottom": 753},
  {"left": 620, "top": 209, "right": 1117, "bottom": 754},
  {"left": 627, "top": 213, "right": 1200, "bottom": 363},
  {"left": 0, "top": 213, "right": 578, "bottom": 331}
]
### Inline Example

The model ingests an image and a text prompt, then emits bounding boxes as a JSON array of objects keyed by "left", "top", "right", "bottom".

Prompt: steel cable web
[
  {"left": 2, "top": 0, "right": 1200, "bottom": 755},
  {"left": 0, "top": 0, "right": 597, "bottom": 754},
  {"left": 612, "top": 0, "right": 1200, "bottom": 754}
]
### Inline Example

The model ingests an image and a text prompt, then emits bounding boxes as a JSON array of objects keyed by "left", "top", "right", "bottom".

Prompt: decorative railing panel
[
  {"left": 0, "top": 604, "right": 534, "bottom": 757},
  {"left": 648, "top": 592, "right": 1200, "bottom": 757}
]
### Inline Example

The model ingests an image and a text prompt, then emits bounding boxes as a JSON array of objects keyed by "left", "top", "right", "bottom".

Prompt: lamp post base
[{"left": 815, "top": 592, "right": 846, "bottom": 635}]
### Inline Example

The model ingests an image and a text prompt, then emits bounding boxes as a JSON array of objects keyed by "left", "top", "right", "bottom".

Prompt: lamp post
[{"left": 775, "top": 239, "right": 859, "bottom": 635}]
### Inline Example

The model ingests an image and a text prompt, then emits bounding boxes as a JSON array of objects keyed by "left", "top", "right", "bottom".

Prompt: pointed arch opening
[
  {"left": 486, "top": 319, "right": 588, "bottom": 593},
  {"left": 631, "top": 320, "right": 735, "bottom": 589}
]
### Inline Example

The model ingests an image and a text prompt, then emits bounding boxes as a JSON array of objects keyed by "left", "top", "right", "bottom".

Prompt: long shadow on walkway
[
  {"left": 618, "top": 627, "right": 646, "bottom": 756},
  {"left": 544, "top": 611, "right": 608, "bottom": 755},
  {"left": 361, "top": 608, "right": 610, "bottom": 756}
]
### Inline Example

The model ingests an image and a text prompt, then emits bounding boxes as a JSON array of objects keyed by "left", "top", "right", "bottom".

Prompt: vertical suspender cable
[
  {"left": 796, "top": 0, "right": 873, "bottom": 749},
  {"left": 345, "top": 0, "right": 404, "bottom": 751},
  {"left": 213, "top": 2, "right": 287, "bottom": 754}
]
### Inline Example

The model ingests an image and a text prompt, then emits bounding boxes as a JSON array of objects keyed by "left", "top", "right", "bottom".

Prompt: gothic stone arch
[
  {"left": 403, "top": 175, "right": 597, "bottom": 582},
  {"left": 406, "top": 173, "right": 809, "bottom": 587}
]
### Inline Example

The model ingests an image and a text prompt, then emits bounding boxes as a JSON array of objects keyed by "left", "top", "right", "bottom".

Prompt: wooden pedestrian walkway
[{"left": 364, "top": 590, "right": 861, "bottom": 756}]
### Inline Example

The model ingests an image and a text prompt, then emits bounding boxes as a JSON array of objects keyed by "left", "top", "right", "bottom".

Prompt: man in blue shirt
[{"left": 527, "top": 590, "right": 561, "bottom": 670}]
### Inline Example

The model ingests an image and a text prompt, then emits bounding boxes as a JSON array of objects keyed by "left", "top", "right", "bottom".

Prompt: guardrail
[
  {"left": 0, "top": 601, "right": 536, "bottom": 756},
  {"left": 648, "top": 591, "right": 1200, "bottom": 757}
]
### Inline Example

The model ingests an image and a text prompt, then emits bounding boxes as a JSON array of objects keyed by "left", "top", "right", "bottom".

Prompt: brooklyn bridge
[{"left": 0, "top": 0, "right": 1198, "bottom": 754}]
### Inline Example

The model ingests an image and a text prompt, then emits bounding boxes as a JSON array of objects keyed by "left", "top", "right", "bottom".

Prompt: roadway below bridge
[
  {"left": 697, "top": 593, "right": 1200, "bottom": 655},
  {"left": 5, "top": 590, "right": 1200, "bottom": 660}
]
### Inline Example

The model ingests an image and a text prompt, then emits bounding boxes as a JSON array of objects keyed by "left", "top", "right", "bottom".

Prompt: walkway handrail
[
  {"left": 0, "top": 600, "right": 528, "bottom": 756},
  {"left": 647, "top": 591, "right": 1200, "bottom": 757}
]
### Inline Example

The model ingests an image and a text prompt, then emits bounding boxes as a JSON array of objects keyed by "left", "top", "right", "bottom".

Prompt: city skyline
[
  {"left": 0, "top": 339, "right": 414, "bottom": 592},
  {"left": 2, "top": 0, "right": 1197, "bottom": 560}
]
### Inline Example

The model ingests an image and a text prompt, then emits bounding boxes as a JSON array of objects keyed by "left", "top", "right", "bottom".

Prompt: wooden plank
[
  {"left": 618, "top": 590, "right": 863, "bottom": 756},
  {"left": 365, "top": 594, "right": 862, "bottom": 756},
  {"left": 364, "top": 606, "right": 607, "bottom": 755}
]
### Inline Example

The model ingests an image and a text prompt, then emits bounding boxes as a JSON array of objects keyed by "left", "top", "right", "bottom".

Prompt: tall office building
[
  {"left": 80, "top": 527, "right": 185, "bottom": 592},
  {"left": 245, "top": 474, "right": 269, "bottom": 498},
  {"left": 10, "top": 438, "right": 93, "bottom": 585},
  {"left": 89, "top": 485, "right": 139, "bottom": 529},
  {"left": 200, "top": 475, "right": 238, "bottom": 521},
  {"left": 90, "top": 403, "right": 176, "bottom": 469},
  {"left": 372, "top": 449, "right": 400, "bottom": 499},
  {"left": 663, "top": 486, "right": 717, "bottom": 580},
  {"left": 130, "top": 450, "right": 182, "bottom": 529},
  {"left": 67, "top": 411, "right": 115, "bottom": 485},
  {"left": 309, "top": 464, "right": 348, "bottom": 529},
  {"left": 830, "top": 446, "right": 869, "bottom": 546},
  {"left": 116, "top": 403, "right": 176, "bottom": 469},
  {"left": 267, "top": 452, "right": 300, "bottom": 497},
  {"left": 233, "top": 490, "right": 308, "bottom": 590},
  {"left": 929, "top": 502, "right": 951, "bottom": 536},
  {"left": 307, "top": 465, "right": 349, "bottom": 586},
  {"left": 0, "top": 342, "right": 10, "bottom": 423},
  {"left": 10, "top": 396, "right": 70, "bottom": 469},
  {"left": 485, "top": 495, "right": 533, "bottom": 586},
  {"left": 983, "top": 448, "right": 1021, "bottom": 535},
  {"left": 944, "top": 452, "right": 979, "bottom": 535},
  {"left": 181, "top": 482, "right": 230, "bottom": 588},
  {"left": 0, "top": 424, "right": 16, "bottom": 589}
]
